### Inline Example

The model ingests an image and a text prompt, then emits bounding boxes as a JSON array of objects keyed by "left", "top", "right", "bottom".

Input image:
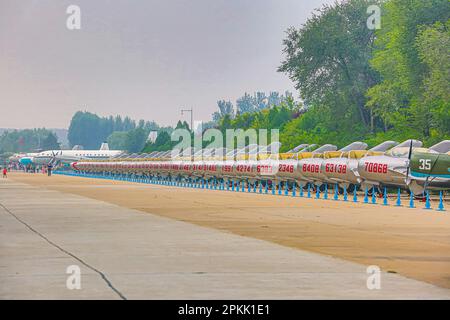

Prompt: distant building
[{"left": 148, "top": 131, "right": 158, "bottom": 143}]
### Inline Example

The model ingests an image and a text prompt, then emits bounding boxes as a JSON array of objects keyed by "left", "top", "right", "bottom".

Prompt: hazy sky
[{"left": 0, "top": 0, "right": 334, "bottom": 129}]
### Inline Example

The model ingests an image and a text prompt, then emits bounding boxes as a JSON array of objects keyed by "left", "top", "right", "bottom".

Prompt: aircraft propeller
[
  {"left": 405, "top": 140, "right": 413, "bottom": 185},
  {"left": 49, "top": 150, "right": 61, "bottom": 167}
]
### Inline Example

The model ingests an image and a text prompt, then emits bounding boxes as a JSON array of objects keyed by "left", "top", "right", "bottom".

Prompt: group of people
[{"left": 1, "top": 163, "right": 53, "bottom": 178}]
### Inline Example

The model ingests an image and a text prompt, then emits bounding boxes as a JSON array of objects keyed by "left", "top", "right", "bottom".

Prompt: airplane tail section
[
  {"left": 288, "top": 144, "right": 309, "bottom": 153},
  {"left": 396, "top": 139, "right": 423, "bottom": 149},
  {"left": 339, "top": 142, "right": 368, "bottom": 152},
  {"left": 369, "top": 141, "right": 399, "bottom": 152},
  {"left": 313, "top": 144, "right": 338, "bottom": 153},
  {"left": 99, "top": 143, "right": 110, "bottom": 151},
  {"left": 429, "top": 140, "right": 450, "bottom": 154}
]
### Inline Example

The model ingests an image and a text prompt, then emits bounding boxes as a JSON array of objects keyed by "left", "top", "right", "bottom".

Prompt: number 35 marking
[{"left": 419, "top": 159, "right": 431, "bottom": 171}]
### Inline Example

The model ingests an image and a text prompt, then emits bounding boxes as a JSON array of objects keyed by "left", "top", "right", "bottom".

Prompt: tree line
[
  {"left": 277, "top": 0, "right": 449, "bottom": 150},
  {"left": 67, "top": 111, "right": 159, "bottom": 152},
  {"left": 212, "top": 91, "right": 295, "bottom": 121},
  {"left": 0, "top": 129, "right": 60, "bottom": 154}
]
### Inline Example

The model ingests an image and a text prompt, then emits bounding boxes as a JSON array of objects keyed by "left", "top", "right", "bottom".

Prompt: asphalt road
[{"left": 1, "top": 178, "right": 449, "bottom": 299}]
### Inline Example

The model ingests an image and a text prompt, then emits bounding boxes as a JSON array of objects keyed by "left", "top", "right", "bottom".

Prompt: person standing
[{"left": 2, "top": 167, "right": 7, "bottom": 178}]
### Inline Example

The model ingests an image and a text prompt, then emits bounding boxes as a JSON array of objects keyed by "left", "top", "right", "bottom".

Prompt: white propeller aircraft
[{"left": 21, "top": 143, "right": 123, "bottom": 167}]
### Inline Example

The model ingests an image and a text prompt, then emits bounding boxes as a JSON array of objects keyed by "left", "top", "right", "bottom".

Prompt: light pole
[
  {"left": 181, "top": 107, "right": 193, "bottom": 133},
  {"left": 181, "top": 107, "right": 195, "bottom": 161}
]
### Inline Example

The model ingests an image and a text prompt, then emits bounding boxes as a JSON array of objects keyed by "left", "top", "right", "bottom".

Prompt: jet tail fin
[
  {"left": 369, "top": 141, "right": 399, "bottom": 152},
  {"left": 396, "top": 139, "right": 422, "bottom": 149},
  {"left": 288, "top": 144, "right": 309, "bottom": 153},
  {"left": 313, "top": 144, "right": 338, "bottom": 153},
  {"left": 339, "top": 141, "right": 368, "bottom": 152},
  {"left": 99, "top": 143, "right": 110, "bottom": 151},
  {"left": 429, "top": 140, "right": 450, "bottom": 154}
]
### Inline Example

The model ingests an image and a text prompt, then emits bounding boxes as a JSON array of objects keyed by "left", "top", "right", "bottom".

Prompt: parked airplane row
[{"left": 70, "top": 140, "right": 450, "bottom": 195}]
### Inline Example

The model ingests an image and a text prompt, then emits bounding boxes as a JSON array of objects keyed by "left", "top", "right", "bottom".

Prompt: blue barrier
[
  {"left": 55, "top": 170, "right": 441, "bottom": 212},
  {"left": 396, "top": 188, "right": 402, "bottom": 207},
  {"left": 437, "top": 191, "right": 445, "bottom": 212},
  {"left": 424, "top": 191, "right": 432, "bottom": 210},
  {"left": 371, "top": 187, "right": 377, "bottom": 205},
  {"left": 364, "top": 187, "right": 369, "bottom": 204},
  {"left": 409, "top": 192, "right": 415, "bottom": 209},
  {"left": 383, "top": 187, "right": 388, "bottom": 206}
]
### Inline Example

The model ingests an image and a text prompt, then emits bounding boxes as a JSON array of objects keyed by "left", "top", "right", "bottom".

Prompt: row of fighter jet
[{"left": 71, "top": 139, "right": 450, "bottom": 195}]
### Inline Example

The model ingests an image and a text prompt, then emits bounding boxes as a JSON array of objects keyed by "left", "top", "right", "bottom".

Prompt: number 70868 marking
[{"left": 364, "top": 162, "right": 388, "bottom": 174}]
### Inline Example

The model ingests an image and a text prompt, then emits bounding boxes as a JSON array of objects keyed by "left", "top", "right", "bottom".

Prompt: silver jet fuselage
[
  {"left": 298, "top": 157, "right": 328, "bottom": 186},
  {"left": 320, "top": 157, "right": 359, "bottom": 187},
  {"left": 357, "top": 155, "right": 407, "bottom": 189}
]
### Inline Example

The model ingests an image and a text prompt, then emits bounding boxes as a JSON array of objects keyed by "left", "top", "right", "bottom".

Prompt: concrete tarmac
[{"left": 1, "top": 178, "right": 449, "bottom": 299}]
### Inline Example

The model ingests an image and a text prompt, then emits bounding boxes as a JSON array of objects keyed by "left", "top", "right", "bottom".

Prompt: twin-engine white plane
[{"left": 21, "top": 143, "right": 123, "bottom": 167}]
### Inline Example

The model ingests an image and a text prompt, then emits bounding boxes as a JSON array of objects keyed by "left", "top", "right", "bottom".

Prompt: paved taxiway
[{"left": 1, "top": 176, "right": 450, "bottom": 299}]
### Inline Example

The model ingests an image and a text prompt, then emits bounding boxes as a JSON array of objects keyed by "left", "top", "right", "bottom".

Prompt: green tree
[
  {"left": 114, "top": 115, "right": 123, "bottom": 131},
  {"left": 122, "top": 116, "right": 136, "bottom": 131},
  {"left": 279, "top": 0, "right": 381, "bottom": 132},
  {"left": 68, "top": 111, "right": 104, "bottom": 149},
  {"left": 367, "top": 0, "right": 450, "bottom": 141},
  {"left": 142, "top": 131, "right": 173, "bottom": 152},
  {"left": 68, "top": 111, "right": 160, "bottom": 150},
  {"left": 415, "top": 20, "right": 450, "bottom": 140},
  {"left": 106, "top": 131, "right": 128, "bottom": 150},
  {"left": 144, "top": 121, "right": 159, "bottom": 132},
  {"left": 0, "top": 129, "right": 59, "bottom": 153},
  {"left": 212, "top": 100, "right": 234, "bottom": 121},
  {"left": 41, "top": 132, "right": 60, "bottom": 150},
  {"left": 175, "top": 120, "right": 190, "bottom": 131},
  {"left": 124, "top": 128, "right": 148, "bottom": 153},
  {"left": 236, "top": 93, "right": 255, "bottom": 114}
]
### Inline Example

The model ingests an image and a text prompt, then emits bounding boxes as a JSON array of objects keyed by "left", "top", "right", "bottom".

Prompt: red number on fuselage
[{"left": 364, "top": 162, "right": 388, "bottom": 174}]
